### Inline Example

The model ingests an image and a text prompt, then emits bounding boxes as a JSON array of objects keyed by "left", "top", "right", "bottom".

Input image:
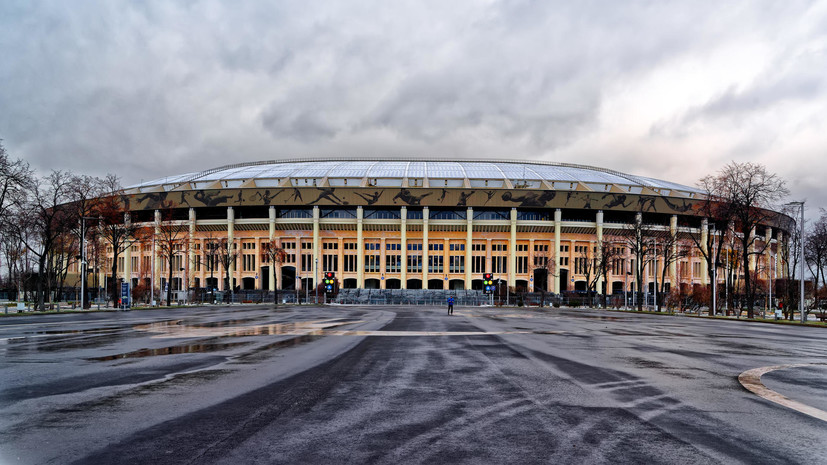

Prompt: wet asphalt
[{"left": 0, "top": 305, "right": 826, "bottom": 464}]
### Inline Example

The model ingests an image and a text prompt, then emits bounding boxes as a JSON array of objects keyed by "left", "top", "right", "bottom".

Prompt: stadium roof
[{"left": 126, "top": 159, "right": 703, "bottom": 198}]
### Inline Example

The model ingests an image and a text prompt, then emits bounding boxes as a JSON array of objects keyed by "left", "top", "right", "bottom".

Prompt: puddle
[{"left": 89, "top": 341, "right": 251, "bottom": 361}]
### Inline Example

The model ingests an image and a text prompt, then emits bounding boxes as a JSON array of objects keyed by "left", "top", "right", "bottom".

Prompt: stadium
[{"left": 100, "top": 158, "right": 787, "bottom": 302}]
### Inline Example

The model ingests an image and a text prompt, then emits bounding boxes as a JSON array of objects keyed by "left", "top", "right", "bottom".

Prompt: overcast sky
[{"left": 1, "top": 0, "right": 825, "bottom": 211}]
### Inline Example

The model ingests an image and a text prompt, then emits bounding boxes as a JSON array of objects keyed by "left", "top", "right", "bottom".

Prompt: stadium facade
[{"left": 100, "top": 159, "right": 787, "bottom": 296}]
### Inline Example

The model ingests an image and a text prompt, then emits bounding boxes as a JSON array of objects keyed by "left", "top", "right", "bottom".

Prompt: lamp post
[
  {"left": 711, "top": 224, "right": 717, "bottom": 316},
  {"left": 786, "top": 201, "right": 805, "bottom": 322}
]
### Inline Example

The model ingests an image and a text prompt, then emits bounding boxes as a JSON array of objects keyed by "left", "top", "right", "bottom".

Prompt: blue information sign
[{"left": 120, "top": 282, "right": 130, "bottom": 309}]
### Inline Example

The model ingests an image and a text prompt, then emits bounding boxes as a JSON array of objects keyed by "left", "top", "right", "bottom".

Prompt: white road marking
[{"left": 738, "top": 363, "right": 827, "bottom": 422}]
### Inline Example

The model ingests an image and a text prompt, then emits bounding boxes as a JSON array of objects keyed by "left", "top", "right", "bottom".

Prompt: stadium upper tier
[{"left": 125, "top": 159, "right": 703, "bottom": 198}]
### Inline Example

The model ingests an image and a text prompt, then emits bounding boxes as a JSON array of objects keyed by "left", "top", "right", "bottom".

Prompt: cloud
[{"left": 0, "top": 0, "right": 826, "bottom": 208}]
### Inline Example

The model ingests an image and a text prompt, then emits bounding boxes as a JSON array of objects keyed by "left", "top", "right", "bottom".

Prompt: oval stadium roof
[{"left": 126, "top": 158, "right": 703, "bottom": 198}]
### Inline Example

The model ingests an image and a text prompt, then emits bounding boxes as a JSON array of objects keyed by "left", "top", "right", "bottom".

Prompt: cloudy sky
[{"left": 1, "top": 0, "right": 825, "bottom": 209}]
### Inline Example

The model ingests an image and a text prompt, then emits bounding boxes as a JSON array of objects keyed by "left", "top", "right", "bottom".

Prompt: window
[
  {"left": 428, "top": 255, "right": 444, "bottom": 273},
  {"left": 323, "top": 242, "right": 338, "bottom": 250},
  {"left": 282, "top": 242, "right": 296, "bottom": 249},
  {"left": 428, "top": 243, "right": 444, "bottom": 251},
  {"left": 517, "top": 244, "right": 528, "bottom": 252},
  {"left": 365, "top": 253, "right": 380, "bottom": 273},
  {"left": 534, "top": 256, "right": 548, "bottom": 268},
  {"left": 242, "top": 253, "right": 255, "bottom": 272},
  {"left": 344, "top": 242, "right": 357, "bottom": 250},
  {"left": 365, "top": 242, "right": 380, "bottom": 251},
  {"left": 693, "top": 262, "right": 701, "bottom": 277},
  {"left": 472, "top": 243, "right": 486, "bottom": 252},
  {"left": 449, "top": 243, "right": 465, "bottom": 251},
  {"left": 407, "top": 243, "right": 423, "bottom": 251},
  {"left": 492, "top": 243, "right": 508, "bottom": 252},
  {"left": 534, "top": 244, "right": 549, "bottom": 252},
  {"left": 301, "top": 254, "right": 312, "bottom": 272},
  {"left": 323, "top": 254, "right": 338, "bottom": 272},
  {"left": 386, "top": 254, "right": 401, "bottom": 273},
  {"left": 517, "top": 256, "right": 528, "bottom": 274},
  {"left": 301, "top": 242, "right": 313, "bottom": 250},
  {"left": 407, "top": 255, "right": 422, "bottom": 273},
  {"left": 343, "top": 255, "right": 357, "bottom": 272},
  {"left": 386, "top": 243, "right": 402, "bottom": 251},
  {"left": 492, "top": 256, "right": 507, "bottom": 274},
  {"left": 449, "top": 256, "right": 465, "bottom": 273},
  {"left": 472, "top": 255, "right": 486, "bottom": 273},
  {"left": 561, "top": 245, "right": 570, "bottom": 252}
]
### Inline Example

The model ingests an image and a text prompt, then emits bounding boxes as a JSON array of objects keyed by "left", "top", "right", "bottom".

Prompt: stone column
[
  {"left": 313, "top": 206, "right": 320, "bottom": 292},
  {"left": 528, "top": 238, "right": 535, "bottom": 291},
  {"left": 422, "top": 207, "right": 429, "bottom": 285},
  {"left": 509, "top": 208, "right": 517, "bottom": 288},
  {"left": 380, "top": 237, "right": 387, "bottom": 290},
  {"left": 554, "top": 209, "right": 562, "bottom": 293},
  {"left": 700, "top": 219, "right": 709, "bottom": 285},
  {"left": 765, "top": 227, "right": 773, "bottom": 284},
  {"left": 401, "top": 207, "right": 407, "bottom": 289},
  {"left": 269, "top": 206, "right": 277, "bottom": 291},
  {"left": 670, "top": 215, "right": 678, "bottom": 289},
  {"left": 154, "top": 210, "right": 161, "bottom": 294},
  {"left": 227, "top": 207, "right": 234, "bottom": 291},
  {"left": 124, "top": 212, "right": 132, "bottom": 287},
  {"left": 596, "top": 210, "right": 604, "bottom": 294},
  {"left": 465, "top": 207, "right": 473, "bottom": 290},
  {"left": 188, "top": 208, "right": 195, "bottom": 291},
  {"left": 357, "top": 206, "right": 364, "bottom": 289}
]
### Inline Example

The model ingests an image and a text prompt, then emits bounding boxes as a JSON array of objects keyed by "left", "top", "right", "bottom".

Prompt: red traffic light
[{"left": 325, "top": 272, "right": 334, "bottom": 279}]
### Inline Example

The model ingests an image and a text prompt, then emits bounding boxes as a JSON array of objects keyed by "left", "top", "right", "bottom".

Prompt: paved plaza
[{"left": 1, "top": 305, "right": 826, "bottom": 464}]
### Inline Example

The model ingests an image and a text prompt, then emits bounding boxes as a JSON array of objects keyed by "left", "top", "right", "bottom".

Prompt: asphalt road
[{"left": 1, "top": 305, "right": 826, "bottom": 464}]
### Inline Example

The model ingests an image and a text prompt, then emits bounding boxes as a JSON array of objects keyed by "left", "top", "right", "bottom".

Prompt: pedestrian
[{"left": 447, "top": 296, "right": 454, "bottom": 315}]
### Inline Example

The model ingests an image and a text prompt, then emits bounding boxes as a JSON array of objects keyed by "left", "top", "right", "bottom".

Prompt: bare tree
[
  {"left": 96, "top": 175, "right": 139, "bottom": 306},
  {"left": 262, "top": 239, "right": 287, "bottom": 304},
  {"left": 17, "top": 171, "right": 74, "bottom": 311},
  {"left": 532, "top": 248, "right": 557, "bottom": 306},
  {"left": 614, "top": 212, "right": 658, "bottom": 311},
  {"left": 805, "top": 210, "right": 827, "bottom": 310},
  {"left": 66, "top": 175, "right": 105, "bottom": 307},
  {"left": 215, "top": 238, "right": 239, "bottom": 302},
  {"left": 594, "top": 240, "right": 623, "bottom": 308},
  {"left": 701, "top": 162, "right": 788, "bottom": 318},
  {"left": 0, "top": 140, "right": 33, "bottom": 223},
  {"left": 155, "top": 209, "right": 189, "bottom": 306},
  {"left": 653, "top": 233, "right": 691, "bottom": 312}
]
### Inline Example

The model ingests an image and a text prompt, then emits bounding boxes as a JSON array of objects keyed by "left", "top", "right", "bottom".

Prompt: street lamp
[{"left": 785, "top": 201, "right": 805, "bottom": 322}]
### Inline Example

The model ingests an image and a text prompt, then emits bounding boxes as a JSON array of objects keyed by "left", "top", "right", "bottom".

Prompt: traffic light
[
  {"left": 324, "top": 272, "right": 335, "bottom": 294},
  {"left": 483, "top": 273, "right": 493, "bottom": 294}
]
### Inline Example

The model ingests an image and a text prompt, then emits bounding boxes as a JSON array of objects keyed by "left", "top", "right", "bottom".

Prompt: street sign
[{"left": 120, "top": 282, "right": 130, "bottom": 309}]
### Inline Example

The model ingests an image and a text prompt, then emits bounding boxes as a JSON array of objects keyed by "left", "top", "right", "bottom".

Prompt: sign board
[{"left": 120, "top": 282, "right": 130, "bottom": 309}]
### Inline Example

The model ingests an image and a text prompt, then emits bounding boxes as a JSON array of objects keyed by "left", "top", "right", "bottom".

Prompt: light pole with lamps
[{"left": 785, "top": 201, "right": 805, "bottom": 322}]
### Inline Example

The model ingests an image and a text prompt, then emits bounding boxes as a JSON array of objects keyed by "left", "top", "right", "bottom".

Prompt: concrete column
[
  {"left": 154, "top": 210, "right": 161, "bottom": 294},
  {"left": 486, "top": 238, "right": 492, "bottom": 273},
  {"left": 443, "top": 237, "right": 450, "bottom": 289},
  {"left": 509, "top": 208, "right": 517, "bottom": 287},
  {"left": 777, "top": 230, "right": 784, "bottom": 279},
  {"left": 124, "top": 212, "right": 132, "bottom": 286},
  {"left": 336, "top": 237, "right": 343, "bottom": 289},
  {"left": 269, "top": 206, "right": 276, "bottom": 291},
  {"left": 554, "top": 209, "right": 561, "bottom": 294},
  {"left": 380, "top": 237, "right": 387, "bottom": 289},
  {"left": 465, "top": 207, "right": 473, "bottom": 290},
  {"left": 188, "top": 208, "right": 195, "bottom": 290},
  {"left": 596, "top": 210, "right": 604, "bottom": 294},
  {"left": 422, "top": 207, "right": 429, "bottom": 285},
  {"left": 227, "top": 207, "right": 234, "bottom": 291},
  {"left": 670, "top": 215, "right": 678, "bottom": 288},
  {"left": 529, "top": 238, "right": 535, "bottom": 291},
  {"left": 749, "top": 227, "right": 757, "bottom": 272},
  {"left": 401, "top": 207, "right": 407, "bottom": 289},
  {"left": 765, "top": 227, "right": 773, "bottom": 284},
  {"left": 701, "top": 218, "right": 709, "bottom": 285},
  {"left": 313, "top": 206, "right": 320, "bottom": 292},
  {"left": 357, "top": 206, "right": 364, "bottom": 288}
]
